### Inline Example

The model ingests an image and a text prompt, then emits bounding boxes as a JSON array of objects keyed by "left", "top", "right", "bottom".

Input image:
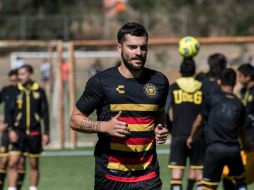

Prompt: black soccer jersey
[
  {"left": 76, "top": 66, "right": 169, "bottom": 183},
  {"left": 170, "top": 77, "right": 203, "bottom": 137},
  {"left": 240, "top": 86, "right": 254, "bottom": 149},
  {"left": 201, "top": 77, "right": 221, "bottom": 96},
  {"left": 0, "top": 85, "right": 17, "bottom": 123},
  {"left": 201, "top": 92, "right": 245, "bottom": 145},
  {"left": 241, "top": 86, "right": 254, "bottom": 116},
  {"left": 7, "top": 82, "right": 49, "bottom": 135}
]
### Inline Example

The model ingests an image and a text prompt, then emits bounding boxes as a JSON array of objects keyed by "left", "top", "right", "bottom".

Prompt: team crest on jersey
[
  {"left": 144, "top": 83, "right": 157, "bottom": 97},
  {"left": 33, "top": 92, "right": 40, "bottom": 99},
  {"left": 116, "top": 85, "right": 125, "bottom": 94},
  {"left": 248, "top": 95, "right": 253, "bottom": 102}
]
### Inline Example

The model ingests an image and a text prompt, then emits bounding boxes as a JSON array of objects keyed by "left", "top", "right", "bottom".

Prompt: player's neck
[
  {"left": 118, "top": 63, "right": 142, "bottom": 78},
  {"left": 247, "top": 81, "right": 254, "bottom": 89},
  {"left": 221, "top": 85, "right": 233, "bottom": 94}
]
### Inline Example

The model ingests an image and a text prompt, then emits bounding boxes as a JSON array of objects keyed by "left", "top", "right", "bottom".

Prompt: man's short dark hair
[
  {"left": 117, "top": 22, "right": 148, "bottom": 43},
  {"left": 19, "top": 64, "right": 34, "bottom": 74},
  {"left": 207, "top": 53, "right": 227, "bottom": 78},
  {"left": 8, "top": 69, "right": 18, "bottom": 77},
  {"left": 238, "top": 63, "right": 254, "bottom": 81},
  {"left": 180, "top": 58, "right": 196, "bottom": 77},
  {"left": 220, "top": 68, "right": 236, "bottom": 87}
]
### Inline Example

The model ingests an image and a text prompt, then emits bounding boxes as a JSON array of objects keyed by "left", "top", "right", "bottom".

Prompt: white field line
[{"left": 42, "top": 149, "right": 170, "bottom": 157}]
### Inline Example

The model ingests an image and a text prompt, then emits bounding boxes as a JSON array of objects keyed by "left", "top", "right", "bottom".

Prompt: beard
[{"left": 121, "top": 52, "right": 146, "bottom": 72}]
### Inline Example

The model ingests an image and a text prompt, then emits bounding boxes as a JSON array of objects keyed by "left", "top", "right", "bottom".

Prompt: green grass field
[{"left": 11, "top": 147, "right": 254, "bottom": 190}]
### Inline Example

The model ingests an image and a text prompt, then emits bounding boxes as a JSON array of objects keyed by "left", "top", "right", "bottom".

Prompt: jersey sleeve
[
  {"left": 76, "top": 74, "right": 105, "bottom": 115},
  {"left": 200, "top": 95, "right": 211, "bottom": 119}
]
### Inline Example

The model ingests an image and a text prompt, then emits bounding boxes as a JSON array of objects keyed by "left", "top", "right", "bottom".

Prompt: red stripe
[
  {"left": 105, "top": 171, "right": 157, "bottom": 183},
  {"left": 118, "top": 117, "right": 155, "bottom": 124},
  {"left": 29, "top": 131, "right": 40, "bottom": 136},
  {"left": 111, "top": 137, "right": 154, "bottom": 145},
  {"left": 108, "top": 154, "right": 153, "bottom": 165}
]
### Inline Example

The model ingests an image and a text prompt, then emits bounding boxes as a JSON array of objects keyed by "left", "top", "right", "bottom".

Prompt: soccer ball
[{"left": 178, "top": 36, "right": 200, "bottom": 58}]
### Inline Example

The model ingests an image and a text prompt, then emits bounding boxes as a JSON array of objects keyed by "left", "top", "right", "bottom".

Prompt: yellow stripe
[
  {"left": 0, "top": 169, "right": 7, "bottom": 173},
  {"left": 201, "top": 180, "right": 219, "bottom": 186},
  {"left": 25, "top": 91, "right": 30, "bottom": 134},
  {"left": 28, "top": 153, "right": 41, "bottom": 158},
  {"left": 168, "top": 165, "right": 185, "bottom": 169},
  {"left": 107, "top": 161, "right": 151, "bottom": 171},
  {"left": 110, "top": 142, "right": 153, "bottom": 152},
  {"left": 128, "top": 124, "right": 155, "bottom": 132},
  {"left": 0, "top": 153, "right": 9, "bottom": 157},
  {"left": 170, "top": 179, "right": 182, "bottom": 184},
  {"left": 190, "top": 165, "right": 204, "bottom": 169},
  {"left": 242, "top": 90, "right": 250, "bottom": 106},
  {"left": 110, "top": 104, "right": 158, "bottom": 111},
  {"left": 9, "top": 151, "right": 22, "bottom": 155}
]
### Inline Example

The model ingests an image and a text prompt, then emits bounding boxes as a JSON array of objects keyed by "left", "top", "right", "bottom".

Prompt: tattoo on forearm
[{"left": 79, "top": 118, "right": 100, "bottom": 133}]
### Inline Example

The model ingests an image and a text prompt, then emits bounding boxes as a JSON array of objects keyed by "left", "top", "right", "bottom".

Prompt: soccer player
[
  {"left": 187, "top": 68, "right": 248, "bottom": 190},
  {"left": 237, "top": 63, "right": 254, "bottom": 185},
  {"left": 7, "top": 64, "right": 50, "bottom": 190},
  {"left": 201, "top": 53, "right": 227, "bottom": 96},
  {"left": 168, "top": 58, "right": 204, "bottom": 190},
  {"left": 0, "top": 69, "right": 18, "bottom": 190},
  {"left": 70, "top": 22, "right": 169, "bottom": 190},
  {"left": 238, "top": 63, "right": 254, "bottom": 150}
]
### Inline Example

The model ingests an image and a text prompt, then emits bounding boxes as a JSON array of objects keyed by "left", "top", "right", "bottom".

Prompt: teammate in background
[
  {"left": 238, "top": 63, "right": 254, "bottom": 150},
  {"left": 7, "top": 65, "right": 50, "bottom": 190},
  {"left": 187, "top": 68, "right": 247, "bottom": 190},
  {"left": 0, "top": 69, "right": 19, "bottom": 190},
  {"left": 168, "top": 58, "right": 204, "bottom": 190},
  {"left": 221, "top": 64, "right": 254, "bottom": 190},
  {"left": 201, "top": 53, "right": 227, "bottom": 96},
  {"left": 236, "top": 63, "right": 254, "bottom": 185},
  {"left": 70, "top": 22, "right": 169, "bottom": 190}
]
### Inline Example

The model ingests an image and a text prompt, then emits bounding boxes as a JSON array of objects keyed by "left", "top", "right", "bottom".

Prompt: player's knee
[
  {"left": 30, "top": 162, "right": 39, "bottom": 170},
  {"left": 8, "top": 161, "right": 18, "bottom": 170}
]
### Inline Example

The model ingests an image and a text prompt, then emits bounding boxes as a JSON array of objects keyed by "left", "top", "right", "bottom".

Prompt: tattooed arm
[{"left": 70, "top": 106, "right": 130, "bottom": 138}]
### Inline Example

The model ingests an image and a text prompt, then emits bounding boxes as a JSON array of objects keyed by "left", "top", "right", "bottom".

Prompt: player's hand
[
  {"left": 42, "top": 134, "right": 50, "bottom": 146},
  {"left": 154, "top": 124, "right": 168, "bottom": 144},
  {"left": 0, "top": 123, "right": 7, "bottom": 132},
  {"left": 186, "top": 136, "right": 193, "bottom": 149},
  {"left": 9, "top": 130, "right": 18, "bottom": 143},
  {"left": 100, "top": 111, "right": 130, "bottom": 138}
]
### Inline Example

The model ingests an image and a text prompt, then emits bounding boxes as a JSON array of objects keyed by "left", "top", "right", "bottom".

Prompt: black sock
[
  {"left": 222, "top": 178, "right": 235, "bottom": 190},
  {"left": 0, "top": 171, "right": 6, "bottom": 190},
  {"left": 186, "top": 179, "right": 195, "bottom": 190},
  {"left": 17, "top": 172, "right": 26, "bottom": 190}
]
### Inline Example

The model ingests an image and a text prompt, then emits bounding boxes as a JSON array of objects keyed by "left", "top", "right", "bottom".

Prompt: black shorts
[
  {"left": 169, "top": 136, "right": 205, "bottom": 169},
  {"left": 10, "top": 130, "right": 42, "bottom": 157},
  {"left": 94, "top": 176, "right": 162, "bottom": 190},
  {"left": 202, "top": 143, "right": 245, "bottom": 186},
  {"left": 0, "top": 130, "right": 9, "bottom": 157}
]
